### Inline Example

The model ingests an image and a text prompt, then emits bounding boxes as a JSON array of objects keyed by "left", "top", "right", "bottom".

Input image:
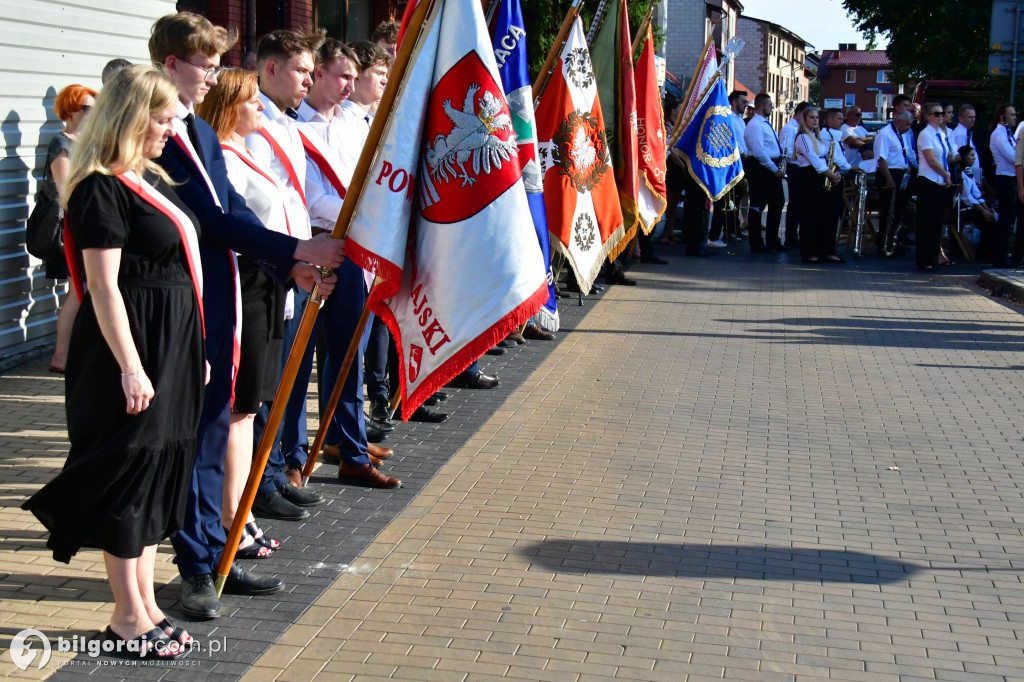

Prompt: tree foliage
[
  {"left": 519, "top": 0, "right": 660, "bottom": 80},
  {"left": 840, "top": 0, "right": 988, "bottom": 82}
]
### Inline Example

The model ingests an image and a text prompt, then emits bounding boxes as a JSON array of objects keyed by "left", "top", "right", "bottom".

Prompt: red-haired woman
[{"left": 45, "top": 84, "right": 97, "bottom": 372}]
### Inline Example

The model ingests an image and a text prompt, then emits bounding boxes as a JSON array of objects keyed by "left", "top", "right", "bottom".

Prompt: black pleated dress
[{"left": 23, "top": 171, "right": 205, "bottom": 563}]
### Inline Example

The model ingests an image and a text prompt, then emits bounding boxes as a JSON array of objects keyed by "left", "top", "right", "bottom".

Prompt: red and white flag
[
  {"left": 680, "top": 38, "right": 718, "bottom": 133},
  {"left": 346, "top": 0, "right": 548, "bottom": 420},
  {"left": 535, "top": 16, "right": 625, "bottom": 294},
  {"left": 634, "top": 20, "right": 667, "bottom": 233}
]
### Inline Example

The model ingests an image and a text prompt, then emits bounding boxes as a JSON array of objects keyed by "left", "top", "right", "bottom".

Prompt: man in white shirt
[
  {"left": 742, "top": 93, "right": 785, "bottom": 252},
  {"left": 822, "top": 108, "right": 854, "bottom": 245},
  {"left": 293, "top": 38, "right": 403, "bottom": 489},
  {"left": 245, "top": 30, "right": 334, "bottom": 517},
  {"left": 874, "top": 110, "right": 914, "bottom": 255},
  {"left": 989, "top": 103, "right": 1018, "bottom": 267},
  {"left": 839, "top": 107, "right": 873, "bottom": 169},
  {"left": 779, "top": 101, "right": 808, "bottom": 248},
  {"left": 949, "top": 104, "right": 981, "bottom": 188}
]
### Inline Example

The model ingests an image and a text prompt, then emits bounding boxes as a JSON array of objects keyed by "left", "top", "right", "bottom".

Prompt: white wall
[{"left": 0, "top": 0, "right": 176, "bottom": 362}]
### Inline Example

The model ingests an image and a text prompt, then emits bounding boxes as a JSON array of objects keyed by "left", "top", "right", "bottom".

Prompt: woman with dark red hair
[{"left": 45, "top": 84, "right": 97, "bottom": 372}]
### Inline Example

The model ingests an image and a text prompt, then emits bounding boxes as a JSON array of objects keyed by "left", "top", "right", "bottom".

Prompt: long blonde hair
[
  {"left": 195, "top": 68, "right": 258, "bottom": 141},
  {"left": 797, "top": 106, "right": 821, "bottom": 155},
  {"left": 61, "top": 64, "right": 177, "bottom": 207}
]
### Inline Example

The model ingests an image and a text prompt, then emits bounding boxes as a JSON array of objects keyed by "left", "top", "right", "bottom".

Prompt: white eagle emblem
[
  {"left": 570, "top": 126, "right": 597, "bottom": 172},
  {"left": 425, "top": 84, "right": 518, "bottom": 188}
]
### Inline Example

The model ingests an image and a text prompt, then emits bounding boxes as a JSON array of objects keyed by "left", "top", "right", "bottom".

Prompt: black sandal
[
  {"left": 246, "top": 521, "right": 280, "bottom": 550},
  {"left": 156, "top": 617, "right": 193, "bottom": 647},
  {"left": 103, "top": 625, "right": 185, "bottom": 659}
]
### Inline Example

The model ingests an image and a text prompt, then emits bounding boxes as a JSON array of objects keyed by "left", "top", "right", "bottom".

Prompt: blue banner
[
  {"left": 674, "top": 77, "right": 745, "bottom": 202},
  {"left": 492, "top": 0, "right": 559, "bottom": 331}
]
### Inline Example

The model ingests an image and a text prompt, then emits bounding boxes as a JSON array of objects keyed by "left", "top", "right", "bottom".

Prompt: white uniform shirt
[
  {"left": 874, "top": 122, "right": 910, "bottom": 171},
  {"left": 917, "top": 125, "right": 949, "bottom": 184},
  {"left": 948, "top": 124, "right": 981, "bottom": 183},
  {"left": 901, "top": 126, "right": 918, "bottom": 171},
  {"left": 794, "top": 132, "right": 828, "bottom": 172},
  {"left": 779, "top": 116, "right": 800, "bottom": 163},
  {"left": 245, "top": 94, "right": 312, "bottom": 240},
  {"left": 839, "top": 123, "right": 868, "bottom": 168},
  {"left": 730, "top": 112, "right": 748, "bottom": 155},
  {"left": 990, "top": 123, "right": 1017, "bottom": 177},
  {"left": 962, "top": 174, "right": 984, "bottom": 207},
  {"left": 744, "top": 113, "right": 783, "bottom": 171},
  {"left": 822, "top": 127, "right": 851, "bottom": 172},
  {"left": 295, "top": 100, "right": 350, "bottom": 232}
]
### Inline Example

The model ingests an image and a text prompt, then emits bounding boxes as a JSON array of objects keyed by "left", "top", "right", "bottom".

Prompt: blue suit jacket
[{"left": 156, "top": 115, "right": 298, "bottom": 335}]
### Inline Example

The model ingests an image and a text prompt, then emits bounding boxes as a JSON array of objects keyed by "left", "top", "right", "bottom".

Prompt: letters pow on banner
[{"left": 345, "top": 0, "right": 548, "bottom": 420}]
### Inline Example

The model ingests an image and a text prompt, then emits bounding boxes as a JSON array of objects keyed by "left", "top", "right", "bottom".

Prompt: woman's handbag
[{"left": 25, "top": 186, "right": 64, "bottom": 262}]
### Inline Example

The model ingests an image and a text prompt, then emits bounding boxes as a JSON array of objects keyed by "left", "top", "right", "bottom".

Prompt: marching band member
[
  {"left": 793, "top": 106, "right": 843, "bottom": 264},
  {"left": 742, "top": 93, "right": 785, "bottom": 252},
  {"left": 916, "top": 103, "right": 953, "bottom": 271},
  {"left": 874, "top": 110, "right": 915, "bottom": 255},
  {"left": 839, "top": 107, "right": 873, "bottom": 169},
  {"left": 821, "top": 108, "right": 853, "bottom": 252},
  {"left": 990, "top": 104, "right": 1019, "bottom": 267},
  {"left": 779, "top": 101, "right": 809, "bottom": 248}
]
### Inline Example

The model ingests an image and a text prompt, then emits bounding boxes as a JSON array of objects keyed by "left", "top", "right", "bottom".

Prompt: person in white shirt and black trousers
[
  {"left": 793, "top": 106, "right": 844, "bottom": 263},
  {"left": 742, "top": 93, "right": 786, "bottom": 252},
  {"left": 821, "top": 108, "right": 853, "bottom": 251},
  {"left": 874, "top": 110, "right": 915, "bottom": 256},
  {"left": 990, "top": 103, "right": 1019, "bottom": 267},
  {"left": 916, "top": 103, "right": 954, "bottom": 271}
]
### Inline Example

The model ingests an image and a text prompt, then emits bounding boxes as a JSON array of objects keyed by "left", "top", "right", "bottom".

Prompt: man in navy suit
[{"left": 149, "top": 13, "right": 344, "bottom": 620}]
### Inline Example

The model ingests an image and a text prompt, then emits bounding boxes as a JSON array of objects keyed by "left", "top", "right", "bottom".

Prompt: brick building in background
[
  {"left": 177, "top": 0, "right": 403, "bottom": 66},
  {"left": 735, "top": 16, "right": 809, "bottom": 130},
  {"left": 663, "top": 0, "right": 743, "bottom": 101},
  {"left": 817, "top": 45, "right": 914, "bottom": 120}
]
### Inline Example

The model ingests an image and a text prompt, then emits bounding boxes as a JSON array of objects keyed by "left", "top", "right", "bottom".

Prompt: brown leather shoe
[
  {"left": 367, "top": 443, "right": 393, "bottom": 459},
  {"left": 523, "top": 323, "right": 555, "bottom": 341},
  {"left": 368, "top": 453, "right": 383, "bottom": 467},
  {"left": 338, "top": 462, "right": 402, "bottom": 488},
  {"left": 321, "top": 443, "right": 340, "bottom": 463},
  {"left": 506, "top": 329, "right": 526, "bottom": 344},
  {"left": 285, "top": 467, "right": 303, "bottom": 488}
]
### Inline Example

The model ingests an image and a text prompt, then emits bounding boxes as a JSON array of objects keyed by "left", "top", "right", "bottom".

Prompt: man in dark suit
[{"left": 149, "top": 12, "right": 344, "bottom": 621}]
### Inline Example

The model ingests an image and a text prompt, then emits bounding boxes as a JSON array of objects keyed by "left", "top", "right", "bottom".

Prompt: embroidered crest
[
  {"left": 696, "top": 105, "right": 741, "bottom": 169},
  {"left": 573, "top": 212, "right": 596, "bottom": 251},
  {"left": 419, "top": 52, "right": 521, "bottom": 224},
  {"left": 564, "top": 47, "right": 594, "bottom": 90},
  {"left": 551, "top": 110, "right": 610, "bottom": 194}
]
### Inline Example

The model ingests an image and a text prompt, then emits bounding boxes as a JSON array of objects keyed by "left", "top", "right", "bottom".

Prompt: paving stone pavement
[{"left": 3, "top": 249, "right": 1024, "bottom": 681}]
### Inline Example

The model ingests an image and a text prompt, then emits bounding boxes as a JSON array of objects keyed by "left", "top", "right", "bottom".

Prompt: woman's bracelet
[{"left": 121, "top": 370, "right": 140, "bottom": 378}]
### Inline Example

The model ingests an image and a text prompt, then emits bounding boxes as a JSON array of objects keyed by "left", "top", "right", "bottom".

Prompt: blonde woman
[
  {"left": 794, "top": 106, "right": 843, "bottom": 263},
  {"left": 23, "top": 65, "right": 203, "bottom": 658},
  {"left": 195, "top": 68, "right": 290, "bottom": 557},
  {"left": 46, "top": 84, "right": 97, "bottom": 372}
]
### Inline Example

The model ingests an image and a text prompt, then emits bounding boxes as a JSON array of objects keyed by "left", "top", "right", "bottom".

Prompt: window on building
[
  {"left": 845, "top": 94, "right": 856, "bottom": 107},
  {"left": 877, "top": 70, "right": 890, "bottom": 83},
  {"left": 845, "top": 70, "right": 856, "bottom": 83}
]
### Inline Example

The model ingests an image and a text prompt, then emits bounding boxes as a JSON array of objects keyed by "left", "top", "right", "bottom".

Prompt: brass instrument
[
  {"left": 851, "top": 171, "right": 868, "bottom": 258},
  {"left": 823, "top": 139, "right": 838, "bottom": 191},
  {"left": 881, "top": 178, "right": 901, "bottom": 257}
]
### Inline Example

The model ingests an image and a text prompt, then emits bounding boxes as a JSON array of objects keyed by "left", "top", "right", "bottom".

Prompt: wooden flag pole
[
  {"left": 532, "top": 0, "right": 583, "bottom": 102},
  {"left": 301, "top": 279, "right": 379, "bottom": 481},
  {"left": 630, "top": 7, "right": 653, "bottom": 58},
  {"left": 214, "top": 0, "right": 439, "bottom": 598},
  {"left": 668, "top": 71, "right": 722, "bottom": 149}
]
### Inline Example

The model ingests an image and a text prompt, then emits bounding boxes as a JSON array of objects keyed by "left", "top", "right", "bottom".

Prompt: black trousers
[
  {"left": 784, "top": 163, "right": 801, "bottom": 245},
  {"left": 915, "top": 177, "right": 945, "bottom": 268},
  {"left": 682, "top": 171, "right": 707, "bottom": 252},
  {"left": 797, "top": 166, "right": 831, "bottom": 259},
  {"left": 746, "top": 160, "right": 784, "bottom": 249},
  {"left": 875, "top": 169, "right": 911, "bottom": 253},
  {"left": 993, "top": 175, "right": 1019, "bottom": 266}
]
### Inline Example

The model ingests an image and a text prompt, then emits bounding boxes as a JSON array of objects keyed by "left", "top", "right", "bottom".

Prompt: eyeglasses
[
  {"left": 928, "top": 111, "right": 943, "bottom": 117},
  {"left": 178, "top": 57, "right": 218, "bottom": 80}
]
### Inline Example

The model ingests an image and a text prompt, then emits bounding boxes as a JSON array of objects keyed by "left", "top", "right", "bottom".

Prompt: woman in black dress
[{"left": 23, "top": 65, "right": 203, "bottom": 659}]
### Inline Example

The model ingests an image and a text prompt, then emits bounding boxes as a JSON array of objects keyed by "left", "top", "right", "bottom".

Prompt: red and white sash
[
  {"left": 65, "top": 171, "right": 205, "bottom": 337},
  {"left": 297, "top": 128, "right": 348, "bottom": 199},
  {"left": 221, "top": 142, "right": 294, "bottom": 236},
  {"left": 258, "top": 124, "right": 307, "bottom": 208}
]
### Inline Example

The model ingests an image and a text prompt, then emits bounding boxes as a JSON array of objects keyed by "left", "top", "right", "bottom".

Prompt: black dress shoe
[
  {"left": 279, "top": 483, "right": 324, "bottom": 507},
  {"left": 591, "top": 283, "right": 606, "bottom": 292},
  {"left": 497, "top": 338, "right": 518, "bottom": 348},
  {"left": 366, "top": 423, "right": 388, "bottom": 443},
  {"left": 223, "top": 562, "right": 284, "bottom": 596},
  {"left": 252, "top": 490, "right": 309, "bottom": 521},
  {"left": 485, "top": 345, "right": 506, "bottom": 356},
  {"left": 604, "top": 272, "right": 636, "bottom": 285},
  {"left": 180, "top": 574, "right": 220, "bottom": 619},
  {"left": 410, "top": 406, "right": 448, "bottom": 423},
  {"left": 368, "top": 400, "right": 394, "bottom": 431},
  {"left": 448, "top": 370, "right": 499, "bottom": 389}
]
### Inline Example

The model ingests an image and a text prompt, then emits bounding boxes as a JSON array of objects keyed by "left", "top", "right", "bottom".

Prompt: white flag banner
[{"left": 346, "top": 0, "right": 548, "bottom": 420}]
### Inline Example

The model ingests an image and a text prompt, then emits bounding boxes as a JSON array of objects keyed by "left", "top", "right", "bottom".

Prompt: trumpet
[
  {"left": 881, "top": 182, "right": 900, "bottom": 257},
  {"left": 851, "top": 171, "right": 867, "bottom": 258},
  {"left": 823, "top": 140, "right": 838, "bottom": 191}
]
